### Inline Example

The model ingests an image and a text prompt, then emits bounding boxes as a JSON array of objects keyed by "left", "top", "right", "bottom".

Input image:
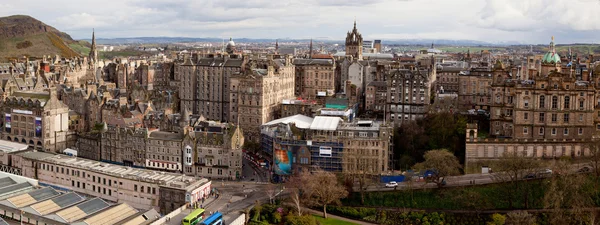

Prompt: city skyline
[{"left": 2, "top": 0, "right": 600, "bottom": 44}]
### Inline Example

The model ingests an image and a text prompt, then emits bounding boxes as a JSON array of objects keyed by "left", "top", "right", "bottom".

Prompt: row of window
[
  {"left": 41, "top": 163, "right": 157, "bottom": 195},
  {"left": 523, "top": 127, "right": 584, "bottom": 135}
]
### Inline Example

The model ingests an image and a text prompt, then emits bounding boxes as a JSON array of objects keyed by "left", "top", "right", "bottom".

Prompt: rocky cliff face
[
  {"left": 0, "top": 15, "right": 73, "bottom": 41},
  {"left": 0, "top": 15, "right": 82, "bottom": 60}
]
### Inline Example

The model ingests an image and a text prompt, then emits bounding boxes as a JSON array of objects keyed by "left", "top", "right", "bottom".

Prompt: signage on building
[
  {"left": 317, "top": 92, "right": 327, "bottom": 97},
  {"left": 12, "top": 109, "right": 33, "bottom": 115},
  {"left": 319, "top": 146, "right": 332, "bottom": 157},
  {"left": 5, "top": 114, "right": 10, "bottom": 133},
  {"left": 35, "top": 117, "right": 42, "bottom": 137}
]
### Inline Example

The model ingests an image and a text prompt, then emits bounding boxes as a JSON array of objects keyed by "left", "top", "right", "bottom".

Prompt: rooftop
[
  {"left": 310, "top": 116, "right": 343, "bottom": 131},
  {"left": 29, "top": 152, "right": 208, "bottom": 188},
  {"left": 0, "top": 140, "right": 28, "bottom": 153},
  {"left": 45, "top": 198, "right": 110, "bottom": 223},
  {"left": 263, "top": 115, "right": 314, "bottom": 129}
]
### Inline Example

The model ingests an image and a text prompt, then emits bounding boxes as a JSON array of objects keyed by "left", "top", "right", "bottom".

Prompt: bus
[
  {"left": 200, "top": 212, "right": 223, "bottom": 225},
  {"left": 182, "top": 208, "right": 206, "bottom": 225}
]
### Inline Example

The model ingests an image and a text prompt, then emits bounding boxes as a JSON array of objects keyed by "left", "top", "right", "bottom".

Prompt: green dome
[{"left": 542, "top": 52, "right": 561, "bottom": 64}]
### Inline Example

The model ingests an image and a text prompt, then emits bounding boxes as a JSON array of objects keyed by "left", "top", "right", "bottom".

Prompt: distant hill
[{"left": 0, "top": 15, "right": 85, "bottom": 61}]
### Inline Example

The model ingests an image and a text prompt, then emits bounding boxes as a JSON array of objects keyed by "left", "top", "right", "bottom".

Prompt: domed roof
[
  {"left": 542, "top": 36, "right": 561, "bottom": 64},
  {"left": 227, "top": 37, "right": 235, "bottom": 47},
  {"left": 543, "top": 52, "right": 561, "bottom": 64}
]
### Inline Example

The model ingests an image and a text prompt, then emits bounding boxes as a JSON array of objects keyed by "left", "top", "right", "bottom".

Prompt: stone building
[
  {"left": 8, "top": 151, "right": 211, "bottom": 215},
  {"left": 386, "top": 68, "right": 435, "bottom": 125},
  {"left": 365, "top": 81, "right": 387, "bottom": 115},
  {"left": 229, "top": 54, "right": 295, "bottom": 142},
  {"left": 345, "top": 21, "right": 363, "bottom": 60},
  {"left": 489, "top": 37, "right": 596, "bottom": 139},
  {"left": 261, "top": 115, "right": 392, "bottom": 177},
  {"left": 458, "top": 67, "right": 492, "bottom": 111},
  {"left": 1, "top": 89, "right": 69, "bottom": 152},
  {"left": 176, "top": 54, "right": 244, "bottom": 122},
  {"left": 292, "top": 58, "right": 336, "bottom": 101},
  {"left": 146, "top": 130, "right": 184, "bottom": 172},
  {"left": 182, "top": 120, "right": 244, "bottom": 180},
  {"left": 435, "top": 66, "right": 462, "bottom": 93},
  {"left": 281, "top": 99, "right": 317, "bottom": 118}
]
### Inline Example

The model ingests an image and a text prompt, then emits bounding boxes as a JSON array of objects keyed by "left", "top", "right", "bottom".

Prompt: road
[
  {"left": 365, "top": 163, "right": 593, "bottom": 192},
  {"left": 165, "top": 157, "right": 271, "bottom": 225}
]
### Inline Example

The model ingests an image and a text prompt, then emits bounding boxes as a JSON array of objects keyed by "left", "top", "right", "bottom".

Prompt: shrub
[{"left": 16, "top": 41, "right": 32, "bottom": 49}]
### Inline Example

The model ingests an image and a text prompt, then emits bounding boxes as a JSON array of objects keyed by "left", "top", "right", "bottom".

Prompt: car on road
[
  {"left": 538, "top": 169, "right": 553, "bottom": 177},
  {"left": 578, "top": 166, "right": 591, "bottom": 173},
  {"left": 523, "top": 173, "right": 536, "bottom": 179},
  {"left": 385, "top": 181, "right": 398, "bottom": 188}
]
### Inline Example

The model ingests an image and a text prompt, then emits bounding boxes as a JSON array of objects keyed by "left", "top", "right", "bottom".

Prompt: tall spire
[
  {"left": 275, "top": 39, "right": 279, "bottom": 52},
  {"left": 89, "top": 29, "right": 97, "bottom": 69},
  {"left": 353, "top": 17, "right": 356, "bottom": 30},
  {"left": 309, "top": 38, "right": 313, "bottom": 59}
]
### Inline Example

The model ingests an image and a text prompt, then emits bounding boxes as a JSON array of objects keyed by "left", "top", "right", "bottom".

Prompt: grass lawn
[{"left": 312, "top": 215, "right": 359, "bottom": 225}]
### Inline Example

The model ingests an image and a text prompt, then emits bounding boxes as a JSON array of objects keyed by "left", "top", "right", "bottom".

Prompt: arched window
[{"left": 552, "top": 96, "right": 558, "bottom": 109}]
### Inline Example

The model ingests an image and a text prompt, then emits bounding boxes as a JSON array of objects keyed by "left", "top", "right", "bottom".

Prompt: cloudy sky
[{"left": 2, "top": 0, "right": 600, "bottom": 44}]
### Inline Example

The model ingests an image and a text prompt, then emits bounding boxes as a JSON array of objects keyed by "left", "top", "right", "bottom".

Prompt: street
[{"left": 164, "top": 157, "right": 270, "bottom": 225}]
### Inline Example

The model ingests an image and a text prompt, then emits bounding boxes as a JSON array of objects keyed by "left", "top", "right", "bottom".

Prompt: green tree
[
  {"left": 413, "top": 149, "right": 461, "bottom": 188},
  {"left": 487, "top": 213, "right": 506, "bottom": 225}
]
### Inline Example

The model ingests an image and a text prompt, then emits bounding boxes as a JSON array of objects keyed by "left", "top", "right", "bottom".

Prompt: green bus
[{"left": 182, "top": 208, "right": 206, "bottom": 225}]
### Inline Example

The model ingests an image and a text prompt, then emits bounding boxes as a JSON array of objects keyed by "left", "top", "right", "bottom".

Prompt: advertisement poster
[
  {"left": 273, "top": 143, "right": 292, "bottom": 175},
  {"left": 5, "top": 114, "right": 10, "bottom": 133},
  {"left": 35, "top": 117, "right": 42, "bottom": 137}
]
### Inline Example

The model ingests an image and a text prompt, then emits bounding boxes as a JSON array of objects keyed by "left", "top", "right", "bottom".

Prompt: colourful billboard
[
  {"left": 5, "top": 114, "right": 10, "bottom": 133},
  {"left": 273, "top": 143, "right": 292, "bottom": 175},
  {"left": 35, "top": 117, "right": 42, "bottom": 137}
]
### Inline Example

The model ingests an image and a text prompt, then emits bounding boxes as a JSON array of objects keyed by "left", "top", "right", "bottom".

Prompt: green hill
[{"left": 0, "top": 15, "right": 86, "bottom": 61}]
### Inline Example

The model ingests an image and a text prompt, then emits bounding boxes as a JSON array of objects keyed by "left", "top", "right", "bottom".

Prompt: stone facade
[
  {"left": 182, "top": 121, "right": 244, "bottom": 180},
  {"left": 1, "top": 89, "right": 69, "bottom": 152},
  {"left": 458, "top": 68, "right": 492, "bottom": 111},
  {"left": 176, "top": 54, "right": 244, "bottom": 122},
  {"left": 292, "top": 58, "right": 335, "bottom": 100},
  {"left": 436, "top": 67, "right": 462, "bottom": 93},
  {"left": 365, "top": 81, "right": 387, "bottom": 114},
  {"left": 386, "top": 68, "right": 435, "bottom": 125},
  {"left": 229, "top": 55, "right": 295, "bottom": 142}
]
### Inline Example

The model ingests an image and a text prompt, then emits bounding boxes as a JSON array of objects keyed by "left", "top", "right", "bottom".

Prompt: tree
[
  {"left": 587, "top": 139, "right": 600, "bottom": 177},
  {"left": 264, "top": 183, "right": 279, "bottom": 204},
  {"left": 505, "top": 211, "right": 536, "bottom": 225},
  {"left": 300, "top": 169, "right": 348, "bottom": 218},
  {"left": 285, "top": 175, "right": 303, "bottom": 216},
  {"left": 490, "top": 151, "right": 542, "bottom": 209},
  {"left": 413, "top": 149, "right": 461, "bottom": 188},
  {"left": 487, "top": 213, "right": 506, "bottom": 225},
  {"left": 543, "top": 158, "right": 594, "bottom": 224}
]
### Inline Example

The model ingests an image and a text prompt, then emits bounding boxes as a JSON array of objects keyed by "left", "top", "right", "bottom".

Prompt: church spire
[
  {"left": 309, "top": 38, "right": 313, "bottom": 59},
  {"left": 275, "top": 39, "right": 279, "bottom": 53},
  {"left": 89, "top": 29, "right": 97, "bottom": 68}
]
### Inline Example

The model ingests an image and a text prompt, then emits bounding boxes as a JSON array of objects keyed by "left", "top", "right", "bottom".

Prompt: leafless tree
[
  {"left": 587, "top": 139, "right": 600, "bottom": 177},
  {"left": 301, "top": 169, "right": 348, "bottom": 218},
  {"left": 285, "top": 175, "right": 304, "bottom": 216},
  {"left": 412, "top": 149, "right": 461, "bottom": 188},
  {"left": 505, "top": 211, "right": 536, "bottom": 225},
  {"left": 264, "top": 183, "right": 278, "bottom": 205},
  {"left": 490, "top": 151, "right": 542, "bottom": 209},
  {"left": 543, "top": 158, "right": 594, "bottom": 224}
]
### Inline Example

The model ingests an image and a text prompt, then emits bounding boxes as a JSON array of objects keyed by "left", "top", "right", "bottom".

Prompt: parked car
[
  {"left": 538, "top": 169, "right": 553, "bottom": 177},
  {"left": 523, "top": 173, "right": 536, "bottom": 179},
  {"left": 385, "top": 181, "right": 398, "bottom": 188},
  {"left": 578, "top": 166, "right": 591, "bottom": 173}
]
